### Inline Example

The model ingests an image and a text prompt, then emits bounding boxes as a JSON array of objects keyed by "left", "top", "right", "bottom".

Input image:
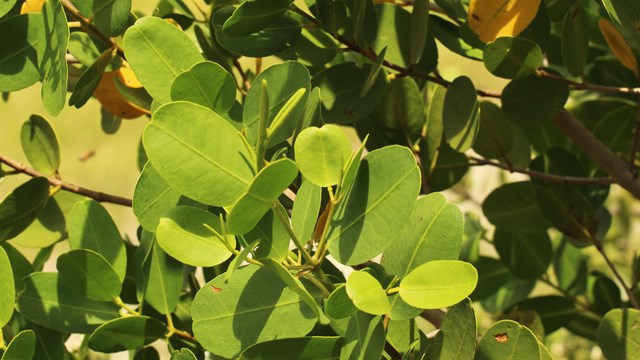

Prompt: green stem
[
  {"left": 272, "top": 202, "right": 315, "bottom": 265},
  {"left": 114, "top": 296, "right": 140, "bottom": 316},
  {"left": 386, "top": 287, "right": 400, "bottom": 295}
]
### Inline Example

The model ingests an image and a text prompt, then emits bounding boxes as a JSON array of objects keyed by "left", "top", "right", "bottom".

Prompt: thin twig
[
  {"left": 60, "top": 0, "right": 126, "bottom": 59},
  {"left": 468, "top": 156, "right": 615, "bottom": 185},
  {"left": 0, "top": 154, "right": 133, "bottom": 207}
]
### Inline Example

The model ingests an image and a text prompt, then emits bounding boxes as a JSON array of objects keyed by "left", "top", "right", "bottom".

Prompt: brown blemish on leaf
[
  {"left": 495, "top": 333, "right": 508, "bottom": 342},
  {"left": 211, "top": 285, "right": 222, "bottom": 293}
]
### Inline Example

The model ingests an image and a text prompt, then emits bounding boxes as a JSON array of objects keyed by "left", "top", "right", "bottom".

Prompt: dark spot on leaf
[
  {"left": 495, "top": 333, "right": 508, "bottom": 342},
  {"left": 343, "top": 108, "right": 355, "bottom": 118},
  {"left": 471, "top": 13, "right": 480, "bottom": 21}
]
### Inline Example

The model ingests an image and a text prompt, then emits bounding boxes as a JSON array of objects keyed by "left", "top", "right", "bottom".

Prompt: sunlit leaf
[{"left": 468, "top": 0, "right": 542, "bottom": 43}]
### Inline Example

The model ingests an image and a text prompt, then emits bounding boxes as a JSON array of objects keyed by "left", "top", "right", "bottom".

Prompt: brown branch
[
  {"left": 0, "top": 154, "right": 133, "bottom": 207},
  {"left": 60, "top": 0, "right": 126, "bottom": 59},
  {"left": 468, "top": 156, "right": 615, "bottom": 185},
  {"left": 553, "top": 110, "right": 640, "bottom": 199}
]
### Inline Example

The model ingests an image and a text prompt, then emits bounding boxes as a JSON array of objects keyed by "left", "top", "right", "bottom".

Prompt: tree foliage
[{"left": 1, "top": 0, "right": 640, "bottom": 358}]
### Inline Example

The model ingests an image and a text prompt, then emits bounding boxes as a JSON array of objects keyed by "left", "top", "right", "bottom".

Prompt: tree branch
[
  {"left": 593, "top": 238, "right": 640, "bottom": 310},
  {"left": 553, "top": 110, "right": 640, "bottom": 199},
  {"left": 61, "top": 0, "right": 126, "bottom": 59},
  {"left": 468, "top": 156, "right": 615, "bottom": 185},
  {"left": 537, "top": 69, "right": 640, "bottom": 95},
  {"left": 0, "top": 154, "right": 133, "bottom": 207},
  {"left": 629, "top": 94, "right": 640, "bottom": 173}
]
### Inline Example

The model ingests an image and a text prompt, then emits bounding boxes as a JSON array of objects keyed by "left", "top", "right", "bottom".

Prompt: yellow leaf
[
  {"left": 20, "top": 0, "right": 45, "bottom": 13},
  {"left": 93, "top": 72, "right": 146, "bottom": 119},
  {"left": 468, "top": 0, "right": 541, "bottom": 43},
  {"left": 116, "top": 62, "right": 143, "bottom": 88},
  {"left": 598, "top": 18, "right": 638, "bottom": 75}
]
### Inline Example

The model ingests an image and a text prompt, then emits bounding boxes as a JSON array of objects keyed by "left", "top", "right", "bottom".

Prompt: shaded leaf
[
  {"left": 88, "top": 316, "right": 167, "bottom": 353},
  {"left": 20, "top": 114, "right": 59, "bottom": 175}
]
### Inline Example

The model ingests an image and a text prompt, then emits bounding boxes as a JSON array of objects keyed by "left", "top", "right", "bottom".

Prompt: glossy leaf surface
[
  {"left": 144, "top": 101, "right": 255, "bottom": 206},
  {"left": 399, "top": 260, "right": 478, "bottom": 309},
  {"left": 157, "top": 206, "right": 234, "bottom": 267}
]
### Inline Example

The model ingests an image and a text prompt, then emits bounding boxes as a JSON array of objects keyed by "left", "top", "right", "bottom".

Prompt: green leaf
[
  {"left": 133, "top": 163, "right": 182, "bottom": 231},
  {"left": 386, "top": 319, "right": 420, "bottom": 353},
  {"left": 68, "top": 199, "right": 127, "bottom": 281},
  {"left": 157, "top": 206, "right": 235, "bottom": 267},
  {"left": 56, "top": 249, "right": 122, "bottom": 301},
  {"left": 475, "top": 320, "right": 541, "bottom": 360},
  {"left": 192, "top": 265, "right": 317, "bottom": 358},
  {"left": 421, "top": 83, "right": 446, "bottom": 172},
  {"left": 410, "top": 0, "right": 429, "bottom": 65},
  {"left": 1, "top": 330, "right": 36, "bottom": 360},
  {"left": 493, "top": 229, "right": 552, "bottom": 279},
  {"left": 294, "top": 124, "right": 351, "bottom": 187},
  {"left": 514, "top": 296, "right": 577, "bottom": 334},
  {"left": 16, "top": 272, "right": 120, "bottom": 333},
  {"left": 360, "top": 46, "right": 387, "bottom": 98},
  {"left": 399, "top": 260, "right": 477, "bottom": 309},
  {"left": 0, "top": 177, "right": 50, "bottom": 242},
  {"left": 212, "top": 6, "right": 302, "bottom": 57},
  {"left": 30, "top": 323, "right": 68, "bottom": 360},
  {"left": 502, "top": 75, "right": 569, "bottom": 126},
  {"left": 73, "top": 0, "right": 131, "bottom": 36},
  {"left": 387, "top": 294, "right": 422, "bottom": 321},
  {"left": 171, "top": 348, "right": 197, "bottom": 360},
  {"left": 554, "top": 238, "right": 587, "bottom": 295},
  {"left": 142, "top": 238, "right": 182, "bottom": 314},
  {"left": 482, "top": 181, "right": 548, "bottom": 231},
  {"left": 170, "top": 61, "right": 236, "bottom": 114},
  {"left": 346, "top": 270, "right": 391, "bottom": 315},
  {"left": 239, "top": 337, "right": 342, "bottom": 360},
  {"left": 144, "top": 101, "right": 255, "bottom": 206},
  {"left": 292, "top": 180, "right": 321, "bottom": 245},
  {"left": 427, "top": 299, "right": 476, "bottom": 360},
  {"left": 326, "top": 284, "right": 358, "bottom": 319},
  {"left": 1, "top": 243, "right": 32, "bottom": 293},
  {"left": 589, "top": 272, "right": 622, "bottom": 315},
  {"left": 67, "top": 32, "right": 122, "bottom": 71},
  {"left": 20, "top": 115, "right": 60, "bottom": 175},
  {"left": 327, "top": 146, "right": 420, "bottom": 265},
  {"left": 443, "top": 76, "right": 480, "bottom": 152},
  {"left": 244, "top": 206, "right": 290, "bottom": 262},
  {"left": 340, "top": 313, "right": 385, "bottom": 360},
  {"left": 534, "top": 184, "right": 596, "bottom": 242},
  {"left": 40, "top": 0, "right": 70, "bottom": 116},
  {"left": 470, "top": 256, "right": 510, "bottom": 301},
  {"left": 371, "top": 4, "right": 438, "bottom": 72},
  {"left": 0, "top": 0, "right": 16, "bottom": 17},
  {"left": 313, "top": 62, "right": 388, "bottom": 124},
  {"left": 222, "top": 0, "right": 291, "bottom": 37},
  {"left": 382, "top": 193, "right": 464, "bottom": 278},
  {"left": 0, "top": 13, "right": 44, "bottom": 92},
  {"left": 227, "top": 159, "right": 298, "bottom": 235},
  {"left": 597, "top": 308, "right": 640, "bottom": 360},
  {"left": 316, "top": 0, "right": 347, "bottom": 33},
  {"left": 473, "top": 102, "right": 514, "bottom": 161},
  {"left": 123, "top": 16, "right": 204, "bottom": 103},
  {"left": 0, "top": 246, "right": 14, "bottom": 327},
  {"left": 561, "top": 4, "right": 589, "bottom": 77},
  {"left": 601, "top": 0, "right": 640, "bottom": 51},
  {"left": 261, "top": 259, "right": 327, "bottom": 323},
  {"left": 356, "top": 77, "right": 425, "bottom": 150},
  {"left": 483, "top": 37, "right": 543, "bottom": 79},
  {"left": 88, "top": 316, "right": 167, "bottom": 353},
  {"left": 244, "top": 61, "right": 310, "bottom": 146},
  {"left": 69, "top": 48, "right": 116, "bottom": 108},
  {"left": 429, "top": 14, "right": 484, "bottom": 60},
  {"left": 480, "top": 275, "right": 536, "bottom": 313},
  {"left": 12, "top": 190, "right": 83, "bottom": 249}
]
